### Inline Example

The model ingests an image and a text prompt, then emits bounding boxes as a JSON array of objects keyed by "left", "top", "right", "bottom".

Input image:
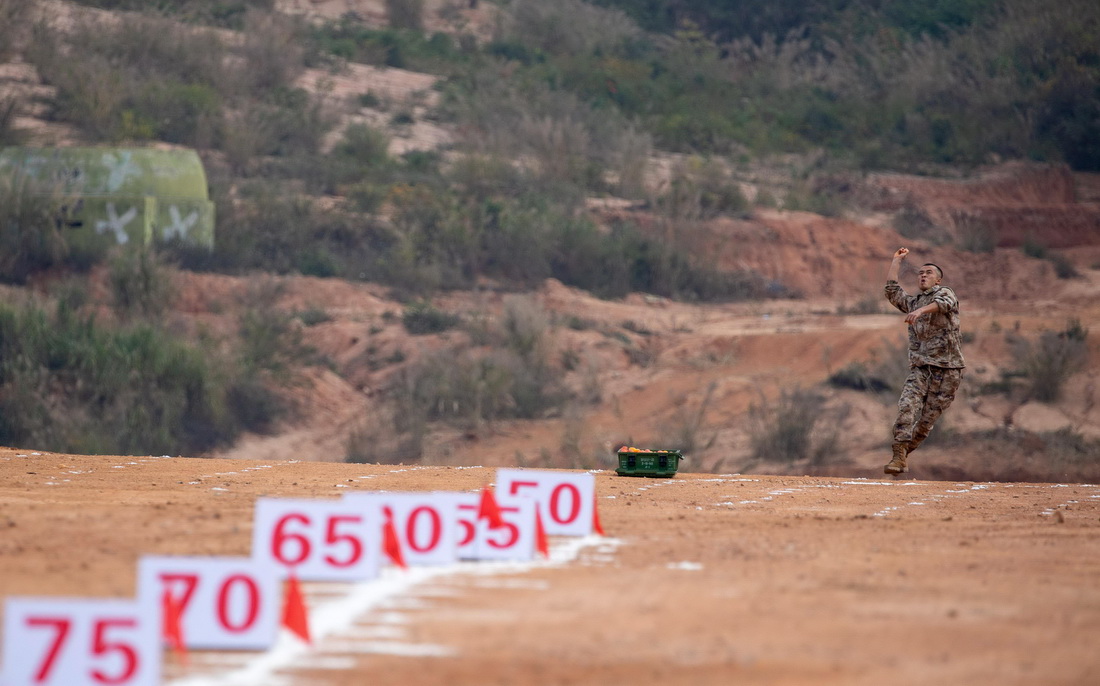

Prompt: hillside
[
  {"left": 1, "top": 0, "right": 1099, "bottom": 483},
  {"left": 193, "top": 161, "right": 1100, "bottom": 482}
]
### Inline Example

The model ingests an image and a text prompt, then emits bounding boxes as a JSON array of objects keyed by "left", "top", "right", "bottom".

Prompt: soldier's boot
[{"left": 884, "top": 442, "right": 909, "bottom": 474}]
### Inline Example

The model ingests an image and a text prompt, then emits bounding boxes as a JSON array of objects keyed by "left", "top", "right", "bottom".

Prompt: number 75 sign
[{"left": 1, "top": 597, "right": 160, "bottom": 686}]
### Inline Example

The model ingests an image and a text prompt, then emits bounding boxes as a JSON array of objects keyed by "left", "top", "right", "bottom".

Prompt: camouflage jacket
[{"left": 884, "top": 281, "right": 966, "bottom": 369}]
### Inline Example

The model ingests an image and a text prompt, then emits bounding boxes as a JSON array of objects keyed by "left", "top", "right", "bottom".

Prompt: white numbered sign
[
  {"left": 496, "top": 469, "right": 596, "bottom": 536},
  {"left": 344, "top": 492, "right": 460, "bottom": 567},
  {"left": 137, "top": 556, "right": 279, "bottom": 651},
  {"left": 1, "top": 597, "right": 160, "bottom": 686},
  {"left": 251, "top": 498, "right": 381, "bottom": 581},
  {"left": 443, "top": 493, "right": 537, "bottom": 562}
]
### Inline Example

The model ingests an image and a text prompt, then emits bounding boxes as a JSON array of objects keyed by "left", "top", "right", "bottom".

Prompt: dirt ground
[
  {"left": 2, "top": 448, "right": 1098, "bottom": 685},
  {"left": 4, "top": 6, "right": 1100, "bottom": 682}
]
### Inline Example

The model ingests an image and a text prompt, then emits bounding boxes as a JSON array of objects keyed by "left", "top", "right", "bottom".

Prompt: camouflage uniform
[{"left": 884, "top": 280, "right": 965, "bottom": 452}]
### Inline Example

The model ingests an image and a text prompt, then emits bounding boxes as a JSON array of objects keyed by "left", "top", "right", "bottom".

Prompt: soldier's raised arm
[{"left": 887, "top": 247, "right": 908, "bottom": 282}]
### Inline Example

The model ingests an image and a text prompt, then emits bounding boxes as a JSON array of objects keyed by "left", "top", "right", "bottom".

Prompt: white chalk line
[
  {"left": 166, "top": 535, "right": 617, "bottom": 686},
  {"left": 705, "top": 478, "right": 1100, "bottom": 519}
]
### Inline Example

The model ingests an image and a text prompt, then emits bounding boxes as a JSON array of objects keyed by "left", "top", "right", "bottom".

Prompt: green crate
[{"left": 615, "top": 450, "right": 683, "bottom": 478}]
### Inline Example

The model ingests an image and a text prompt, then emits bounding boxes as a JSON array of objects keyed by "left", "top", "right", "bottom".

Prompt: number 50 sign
[
  {"left": 1, "top": 597, "right": 160, "bottom": 686},
  {"left": 496, "top": 469, "right": 596, "bottom": 536}
]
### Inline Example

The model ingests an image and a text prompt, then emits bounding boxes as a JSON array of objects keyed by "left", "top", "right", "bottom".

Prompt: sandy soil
[{"left": 1, "top": 448, "right": 1098, "bottom": 685}]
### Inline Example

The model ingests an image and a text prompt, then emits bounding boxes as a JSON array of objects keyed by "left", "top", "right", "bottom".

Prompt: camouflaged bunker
[{"left": 0, "top": 147, "right": 214, "bottom": 249}]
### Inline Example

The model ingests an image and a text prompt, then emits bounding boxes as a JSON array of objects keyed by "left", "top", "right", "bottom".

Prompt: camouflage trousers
[{"left": 893, "top": 365, "right": 963, "bottom": 451}]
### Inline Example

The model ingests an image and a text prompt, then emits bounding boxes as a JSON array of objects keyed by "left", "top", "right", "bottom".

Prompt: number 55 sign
[
  {"left": 496, "top": 469, "right": 596, "bottom": 536},
  {"left": 1, "top": 597, "right": 160, "bottom": 686}
]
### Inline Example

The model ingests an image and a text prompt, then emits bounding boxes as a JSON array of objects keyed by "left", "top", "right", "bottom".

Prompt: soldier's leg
[
  {"left": 886, "top": 366, "right": 931, "bottom": 474},
  {"left": 893, "top": 366, "right": 931, "bottom": 445},
  {"left": 907, "top": 367, "right": 963, "bottom": 452}
]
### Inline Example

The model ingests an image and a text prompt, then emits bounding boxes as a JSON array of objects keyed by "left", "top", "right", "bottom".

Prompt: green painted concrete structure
[{"left": 0, "top": 147, "right": 215, "bottom": 248}]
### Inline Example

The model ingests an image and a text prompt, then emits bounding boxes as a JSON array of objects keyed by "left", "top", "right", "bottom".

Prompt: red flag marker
[
  {"left": 162, "top": 590, "right": 188, "bottom": 665},
  {"left": 282, "top": 571, "right": 311, "bottom": 644},
  {"left": 535, "top": 509, "right": 549, "bottom": 558},
  {"left": 383, "top": 506, "right": 407, "bottom": 569},
  {"left": 592, "top": 493, "right": 605, "bottom": 536},
  {"left": 477, "top": 485, "right": 506, "bottom": 529}
]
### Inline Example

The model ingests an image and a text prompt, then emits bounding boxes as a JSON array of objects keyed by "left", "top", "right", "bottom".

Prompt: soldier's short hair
[{"left": 922, "top": 263, "right": 943, "bottom": 279}]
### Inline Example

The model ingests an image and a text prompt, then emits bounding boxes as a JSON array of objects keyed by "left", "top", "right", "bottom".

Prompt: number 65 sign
[
  {"left": 251, "top": 498, "right": 381, "bottom": 581},
  {"left": 1, "top": 597, "right": 160, "bottom": 686}
]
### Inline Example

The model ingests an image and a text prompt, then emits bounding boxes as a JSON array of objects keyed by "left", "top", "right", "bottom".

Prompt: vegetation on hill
[{"left": 0, "top": 0, "right": 1095, "bottom": 468}]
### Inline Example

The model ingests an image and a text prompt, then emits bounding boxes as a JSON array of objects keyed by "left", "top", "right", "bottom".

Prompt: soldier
[{"left": 883, "top": 247, "right": 965, "bottom": 474}]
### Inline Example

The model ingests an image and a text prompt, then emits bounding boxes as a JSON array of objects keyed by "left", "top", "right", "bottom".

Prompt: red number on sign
[
  {"left": 323, "top": 515, "right": 363, "bottom": 567},
  {"left": 549, "top": 483, "right": 581, "bottom": 524},
  {"left": 217, "top": 575, "right": 261, "bottom": 633},
  {"left": 456, "top": 504, "right": 477, "bottom": 546},
  {"left": 90, "top": 618, "right": 138, "bottom": 685},
  {"left": 486, "top": 506, "right": 520, "bottom": 549},
  {"left": 26, "top": 617, "right": 70, "bottom": 683},
  {"left": 508, "top": 480, "right": 538, "bottom": 497},
  {"left": 272, "top": 513, "right": 311, "bottom": 566},
  {"left": 158, "top": 573, "right": 199, "bottom": 617},
  {"left": 405, "top": 506, "right": 442, "bottom": 553}
]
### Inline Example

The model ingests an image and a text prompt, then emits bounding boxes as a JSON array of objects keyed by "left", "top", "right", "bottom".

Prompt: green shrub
[
  {"left": 657, "top": 157, "right": 749, "bottom": 220},
  {"left": 27, "top": 15, "right": 229, "bottom": 142},
  {"left": 133, "top": 81, "right": 223, "bottom": 147},
  {"left": 827, "top": 337, "right": 909, "bottom": 396},
  {"left": 27, "top": 9, "right": 314, "bottom": 152},
  {"left": 28, "top": 47, "right": 128, "bottom": 140},
  {"left": 1011, "top": 320, "right": 1089, "bottom": 403},
  {"left": 0, "top": 301, "right": 248, "bottom": 455},
  {"left": 748, "top": 387, "right": 848, "bottom": 464},
  {"left": 0, "top": 95, "right": 23, "bottom": 146},
  {"left": 306, "top": 21, "right": 465, "bottom": 75},
  {"left": 108, "top": 246, "right": 174, "bottom": 320},
  {"left": 236, "top": 280, "right": 310, "bottom": 378},
  {"left": 1021, "top": 234, "right": 1048, "bottom": 259},
  {"left": 335, "top": 123, "right": 391, "bottom": 167},
  {"left": 385, "top": 0, "right": 424, "bottom": 31},
  {"left": 239, "top": 10, "right": 305, "bottom": 93},
  {"left": 0, "top": 170, "right": 74, "bottom": 284},
  {"left": 402, "top": 301, "right": 460, "bottom": 335},
  {"left": 827, "top": 362, "right": 892, "bottom": 393},
  {"left": 951, "top": 427, "right": 1100, "bottom": 482},
  {"left": 295, "top": 307, "right": 332, "bottom": 327},
  {"left": 398, "top": 344, "right": 565, "bottom": 428},
  {"left": 345, "top": 416, "right": 425, "bottom": 465},
  {"left": 67, "top": 1, "right": 276, "bottom": 29},
  {"left": 501, "top": 0, "right": 641, "bottom": 58},
  {"left": 200, "top": 183, "right": 395, "bottom": 278},
  {"left": 0, "top": 0, "right": 33, "bottom": 60},
  {"left": 783, "top": 180, "right": 847, "bottom": 218},
  {"left": 1049, "top": 254, "right": 1080, "bottom": 279}
]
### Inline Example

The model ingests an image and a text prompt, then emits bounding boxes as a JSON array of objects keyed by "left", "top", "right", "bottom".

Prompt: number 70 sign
[
  {"left": 1, "top": 597, "right": 160, "bottom": 686},
  {"left": 137, "top": 556, "right": 280, "bottom": 651}
]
